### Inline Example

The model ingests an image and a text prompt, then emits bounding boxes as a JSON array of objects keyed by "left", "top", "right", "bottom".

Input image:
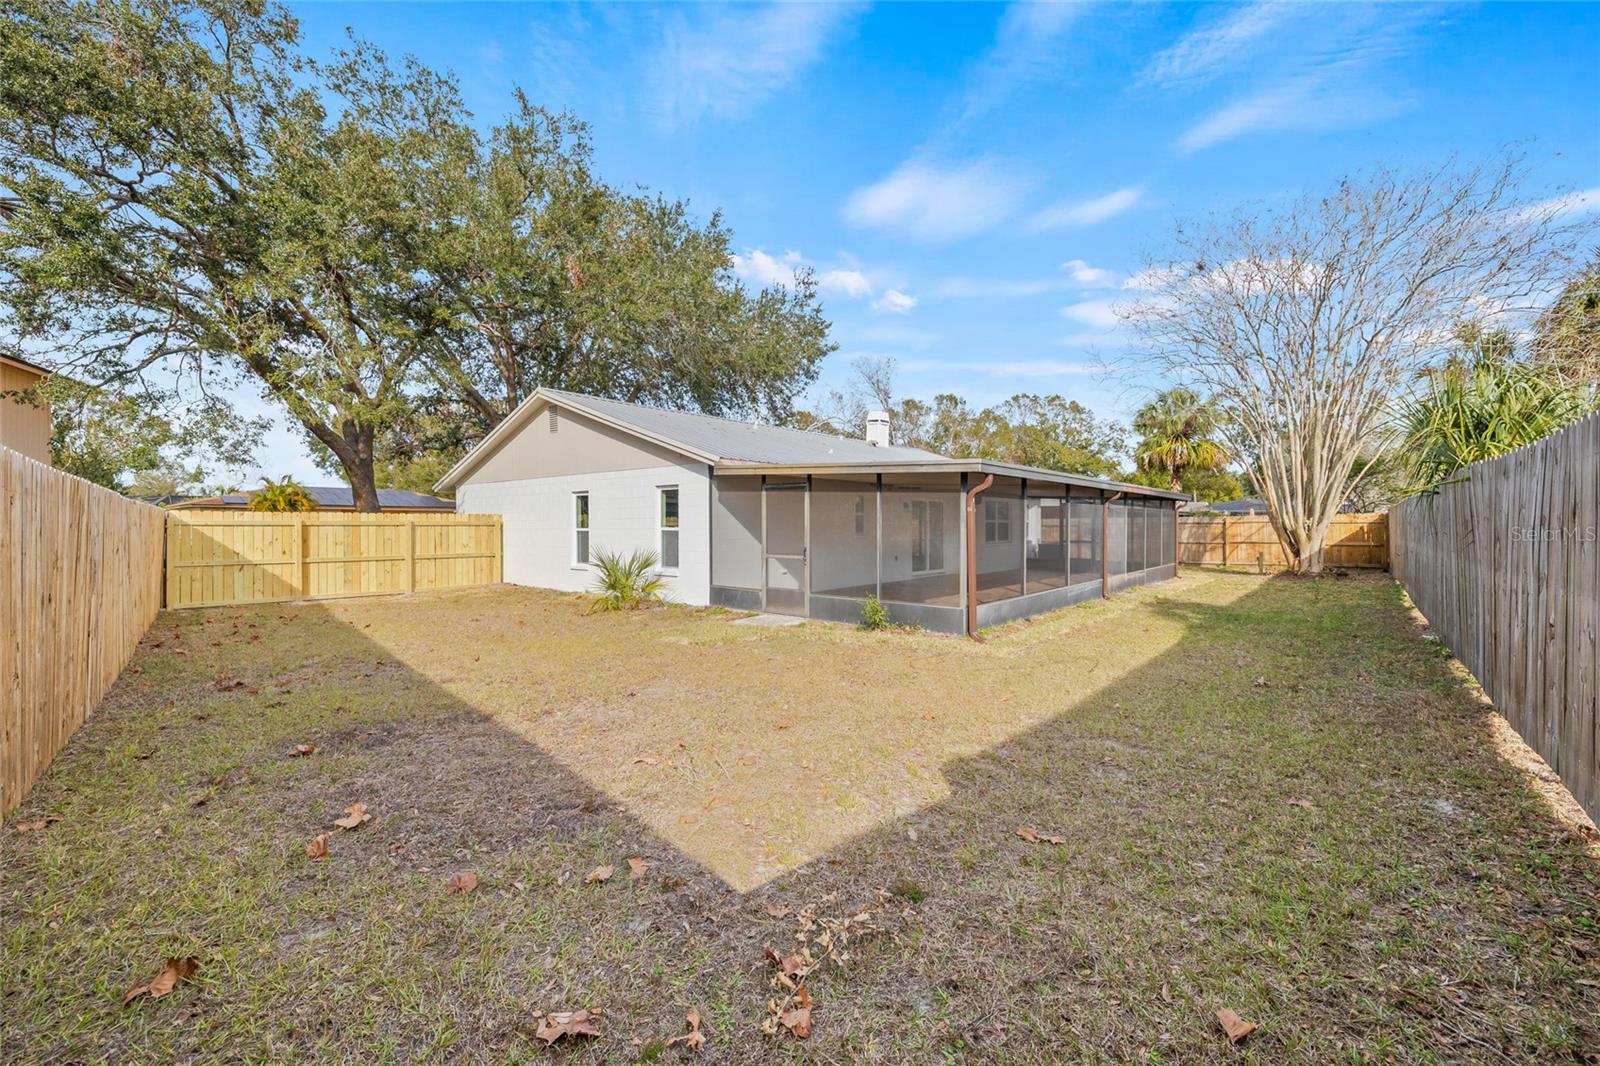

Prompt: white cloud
[
  {"left": 843, "top": 159, "right": 1030, "bottom": 243},
  {"left": 651, "top": 3, "right": 864, "bottom": 129},
  {"left": 1176, "top": 70, "right": 1410, "bottom": 153},
  {"left": 1121, "top": 266, "right": 1183, "bottom": 292},
  {"left": 1061, "top": 259, "right": 1116, "bottom": 286},
  {"left": 1140, "top": 2, "right": 1296, "bottom": 89},
  {"left": 1060, "top": 299, "right": 1121, "bottom": 331},
  {"left": 873, "top": 289, "right": 918, "bottom": 315},
  {"left": 1517, "top": 186, "right": 1600, "bottom": 223},
  {"left": 730, "top": 248, "right": 804, "bottom": 289},
  {"left": 934, "top": 259, "right": 1120, "bottom": 298},
  {"left": 1027, "top": 185, "right": 1145, "bottom": 231},
  {"left": 955, "top": 1, "right": 1087, "bottom": 125},
  {"left": 818, "top": 268, "right": 872, "bottom": 298}
]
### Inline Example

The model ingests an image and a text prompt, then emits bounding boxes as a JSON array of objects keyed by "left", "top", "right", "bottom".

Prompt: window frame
[
  {"left": 658, "top": 485, "right": 680, "bottom": 572},
  {"left": 572, "top": 491, "right": 591, "bottom": 568},
  {"left": 983, "top": 498, "right": 1012, "bottom": 543}
]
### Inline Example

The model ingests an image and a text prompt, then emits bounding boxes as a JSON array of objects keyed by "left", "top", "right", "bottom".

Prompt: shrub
[
  {"left": 588, "top": 548, "right": 665, "bottom": 612},
  {"left": 859, "top": 596, "right": 891, "bottom": 630},
  {"left": 248, "top": 476, "right": 316, "bottom": 512}
]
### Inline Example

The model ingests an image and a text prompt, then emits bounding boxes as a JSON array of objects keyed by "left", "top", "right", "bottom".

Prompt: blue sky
[{"left": 248, "top": 0, "right": 1600, "bottom": 485}]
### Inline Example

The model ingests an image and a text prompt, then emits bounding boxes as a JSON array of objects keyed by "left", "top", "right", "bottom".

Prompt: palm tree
[
  {"left": 1400, "top": 330, "right": 1591, "bottom": 491},
  {"left": 248, "top": 476, "right": 317, "bottom": 513},
  {"left": 1132, "top": 388, "right": 1231, "bottom": 493}
]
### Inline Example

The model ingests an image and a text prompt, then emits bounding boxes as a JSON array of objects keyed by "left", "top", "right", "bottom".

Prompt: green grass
[{"left": 3, "top": 572, "right": 1596, "bottom": 1062}]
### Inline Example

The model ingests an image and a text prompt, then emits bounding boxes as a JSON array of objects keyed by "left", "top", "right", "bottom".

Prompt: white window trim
[
  {"left": 657, "top": 485, "right": 680, "bottom": 573},
  {"left": 572, "top": 491, "right": 591, "bottom": 569},
  {"left": 984, "top": 498, "right": 1012, "bottom": 543}
]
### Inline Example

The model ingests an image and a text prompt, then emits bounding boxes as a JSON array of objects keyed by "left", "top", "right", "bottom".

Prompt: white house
[{"left": 435, "top": 389, "right": 1186, "bottom": 636}]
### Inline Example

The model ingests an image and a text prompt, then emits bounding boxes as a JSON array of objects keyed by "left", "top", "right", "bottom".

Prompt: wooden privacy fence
[
  {"left": 2, "top": 447, "right": 165, "bottom": 815},
  {"left": 165, "top": 511, "right": 502, "bottom": 609},
  {"left": 1179, "top": 512, "right": 1388, "bottom": 569},
  {"left": 1390, "top": 413, "right": 1599, "bottom": 823}
]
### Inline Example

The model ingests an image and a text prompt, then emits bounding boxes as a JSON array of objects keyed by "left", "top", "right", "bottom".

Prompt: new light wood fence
[
  {"left": 1390, "top": 413, "right": 1599, "bottom": 823},
  {"left": 2, "top": 447, "right": 165, "bottom": 815},
  {"left": 1179, "top": 512, "right": 1389, "bottom": 570},
  {"left": 164, "top": 511, "right": 502, "bottom": 609}
]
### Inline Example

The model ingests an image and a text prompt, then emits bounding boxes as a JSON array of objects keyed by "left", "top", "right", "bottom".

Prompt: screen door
[{"left": 763, "top": 483, "right": 807, "bottom": 615}]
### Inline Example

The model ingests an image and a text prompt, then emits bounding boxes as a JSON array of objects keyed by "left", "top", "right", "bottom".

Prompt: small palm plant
[
  {"left": 589, "top": 548, "right": 665, "bottom": 612},
  {"left": 248, "top": 476, "right": 317, "bottom": 512}
]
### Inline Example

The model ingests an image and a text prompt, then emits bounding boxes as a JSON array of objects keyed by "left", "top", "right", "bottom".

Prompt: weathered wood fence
[
  {"left": 1179, "top": 512, "right": 1389, "bottom": 570},
  {"left": 165, "top": 511, "right": 502, "bottom": 609},
  {"left": 2, "top": 447, "right": 165, "bottom": 815},
  {"left": 1390, "top": 412, "right": 1599, "bottom": 823}
]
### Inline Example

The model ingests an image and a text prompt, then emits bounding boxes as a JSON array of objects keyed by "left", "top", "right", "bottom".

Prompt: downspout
[
  {"left": 1101, "top": 491, "right": 1122, "bottom": 599},
  {"left": 964, "top": 474, "right": 994, "bottom": 639}
]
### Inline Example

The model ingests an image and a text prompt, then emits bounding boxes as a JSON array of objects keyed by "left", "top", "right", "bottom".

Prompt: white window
[
  {"left": 659, "top": 487, "right": 679, "bottom": 569},
  {"left": 984, "top": 498, "right": 1011, "bottom": 543},
  {"left": 573, "top": 492, "right": 590, "bottom": 565},
  {"left": 853, "top": 494, "right": 866, "bottom": 536}
]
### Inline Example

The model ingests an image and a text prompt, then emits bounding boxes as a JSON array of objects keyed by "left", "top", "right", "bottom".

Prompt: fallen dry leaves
[
  {"left": 15, "top": 814, "right": 61, "bottom": 832},
  {"left": 447, "top": 871, "right": 478, "bottom": 894},
  {"left": 665, "top": 1009, "right": 706, "bottom": 1051},
  {"left": 305, "top": 834, "right": 330, "bottom": 860},
  {"left": 627, "top": 857, "right": 649, "bottom": 880},
  {"left": 533, "top": 1008, "right": 600, "bottom": 1045},
  {"left": 1016, "top": 825, "right": 1067, "bottom": 845},
  {"left": 332, "top": 803, "right": 371, "bottom": 830},
  {"left": 1287, "top": 798, "right": 1316, "bottom": 810},
  {"left": 585, "top": 864, "right": 614, "bottom": 884},
  {"left": 289, "top": 744, "right": 317, "bottom": 757},
  {"left": 123, "top": 957, "right": 200, "bottom": 1005},
  {"left": 1215, "top": 1008, "right": 1259, "bottom": 1044}
]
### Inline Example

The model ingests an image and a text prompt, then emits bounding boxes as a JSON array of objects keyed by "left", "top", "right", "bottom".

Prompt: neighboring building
[
  {"left": 0, "top": 354, "right": 51, "bottom": 465},
  {"left": 170, "top": 487, "right": 456, "bottom": 512},
  {"left": 1184, "top": 498, "right": 1268, "bottom": 515},
  {"left": 435, "top": 389, "right": 1187, "bottom": 636}
]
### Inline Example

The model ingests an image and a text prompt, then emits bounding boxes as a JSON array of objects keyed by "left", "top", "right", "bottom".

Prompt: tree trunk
[{"left": 304, "top": 419, "right": 383, "bottom": 512}]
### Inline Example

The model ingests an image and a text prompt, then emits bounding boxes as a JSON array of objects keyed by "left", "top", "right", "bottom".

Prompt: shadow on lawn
[{"left": 5, "top": 575, "right": 1598, "bottom": 1063}]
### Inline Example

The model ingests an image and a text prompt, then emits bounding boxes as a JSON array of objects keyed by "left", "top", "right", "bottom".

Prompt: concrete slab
[{"left": 732, "top": 613, "right": 806, "bottom": 627}]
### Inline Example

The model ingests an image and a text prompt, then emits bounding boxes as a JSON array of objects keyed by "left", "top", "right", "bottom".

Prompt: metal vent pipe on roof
[{"left": 865, "top": 411, "right": 891, "bottom": 447}]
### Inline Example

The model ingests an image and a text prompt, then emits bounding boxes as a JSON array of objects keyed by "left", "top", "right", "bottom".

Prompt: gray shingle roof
[{"left": 545, "top": 389, "right": 944, "bottom": 464}]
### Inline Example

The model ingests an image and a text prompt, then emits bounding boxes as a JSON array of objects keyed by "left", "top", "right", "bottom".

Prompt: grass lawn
[{"left": 4, "top": 570, "right": 1597, "bottom": 1063}]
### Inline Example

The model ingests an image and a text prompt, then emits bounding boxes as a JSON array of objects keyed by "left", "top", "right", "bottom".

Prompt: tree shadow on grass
[{"left": 4, "top": 575, "right": 1597, "bottom": 1063}]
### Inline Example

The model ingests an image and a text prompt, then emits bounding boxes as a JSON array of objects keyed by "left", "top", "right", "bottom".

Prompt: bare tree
[{"left": 1121, "top": 160, "right": 1587, "bottom": 573}]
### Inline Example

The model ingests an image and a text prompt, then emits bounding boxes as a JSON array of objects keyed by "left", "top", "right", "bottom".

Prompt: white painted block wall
[{"left": 457, "top": 463, "right": 712, "bottom": 605}]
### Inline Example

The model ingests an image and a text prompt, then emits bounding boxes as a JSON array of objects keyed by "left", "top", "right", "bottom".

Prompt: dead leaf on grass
[
  {"left": 1215, "top": 1008, "right": 1258, "bottom": 1044},
  {"left": 666, "top": 1009, "right": 706, "bottom": 1051},
  {"left": 1252, "top": 676, "right": 1271, "bottom": 688},
  {"left": 290, "top": 744, "right": 317, "bottom": 758},
  {"left": 736, "top": 755, "right": 756, "bottom": 766},
  {"left": 332, "top": 803, "right": 371, "bottom": 830},
  {"left": 1016, "top": 825, "right": 1067, "bottom": 845},
  {"left": 763, "top": 902, "right": 791, "bottom": 918},
  {"left": 447, "top": 871, "right": 478, "bottom": 894},
  {"left": 631, "top": 756, "right": 660, "bottom": 766},
  {"left": 585, "top": 864, "right": 614, "bottom": 884},
  {"left": 15, "top": 814, "right": 61, "bottom": 831},
  {"left": 533, "top": 1008, "right": 600, "bottom": 1045},
  {"left": 123, "top": 957, "right": 200, "bottom": 1004},
  {"left": 627, "top": 857, "right": 649, "bottom": 880},
  {"left": 775, "top": 720, "right": 791, "bottom": 730},
  {"left": 305, "top": 834, "right": 330, "bottom": 860},
  {"left": 1287, "top": 798, "right": 1316, "bottom": 809},
  {"left": 781, "top": 1006, "right": 812, "bottom": 1038},
  {"left": 210, "top": 672, "right": 256, "bottom": 692},
  {"left": 765, "top": 946, "right": 810, "bottom": 978}
]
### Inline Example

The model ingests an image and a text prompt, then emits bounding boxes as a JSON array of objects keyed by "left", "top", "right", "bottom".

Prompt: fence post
[
  {"left": 1221, "top": 517, "right": 1228, "bottom": 567},
  {"left": 404, "top": 519, "right": 415, "bottom": 593},
  {"left": 294, "top": 515, "right": 307, "bottom": 599}
]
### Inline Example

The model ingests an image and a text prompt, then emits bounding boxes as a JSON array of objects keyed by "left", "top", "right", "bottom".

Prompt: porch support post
[
  {"left": 964, "top": 472, "right": 994, "bottom": 639},
  {"left": 1019, "top": 477, "right": 1027, "bottom": 596},
  {"left": 874, "top": 473, "right": 883, "bottom": 601}
]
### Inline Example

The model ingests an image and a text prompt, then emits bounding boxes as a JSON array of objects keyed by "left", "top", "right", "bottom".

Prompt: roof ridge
[{"left": 546, "top": 388, "right": 891, "bottom": 449}]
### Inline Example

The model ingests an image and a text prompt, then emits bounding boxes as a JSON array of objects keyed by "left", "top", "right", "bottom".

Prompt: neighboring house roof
[
  {"left": 436, "top": 387, "right": 1189, "bottom": 501},
  {"left": 1186, "top": 498, "right": 1267, "bottom": 514},
  {"left": 0, "top": 353, "right": 51, "bottom": 378},
  {"left": 171, "top": 487, "right": 455, "bottom": 511}
]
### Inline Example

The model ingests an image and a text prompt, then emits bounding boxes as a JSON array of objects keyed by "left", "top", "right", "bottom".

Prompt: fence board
[
  {"left": 1179, "top": 512, "right": 1389, "bottom": 570},
  {"left": 1390, "top": 412, "right": 1600, "bottom": 823},
  {"left": 164, "top": 511, "right": 502, "bottom": 609},
  {"left": 1, "top": 447, "right": 165, "bottom": 815}
]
